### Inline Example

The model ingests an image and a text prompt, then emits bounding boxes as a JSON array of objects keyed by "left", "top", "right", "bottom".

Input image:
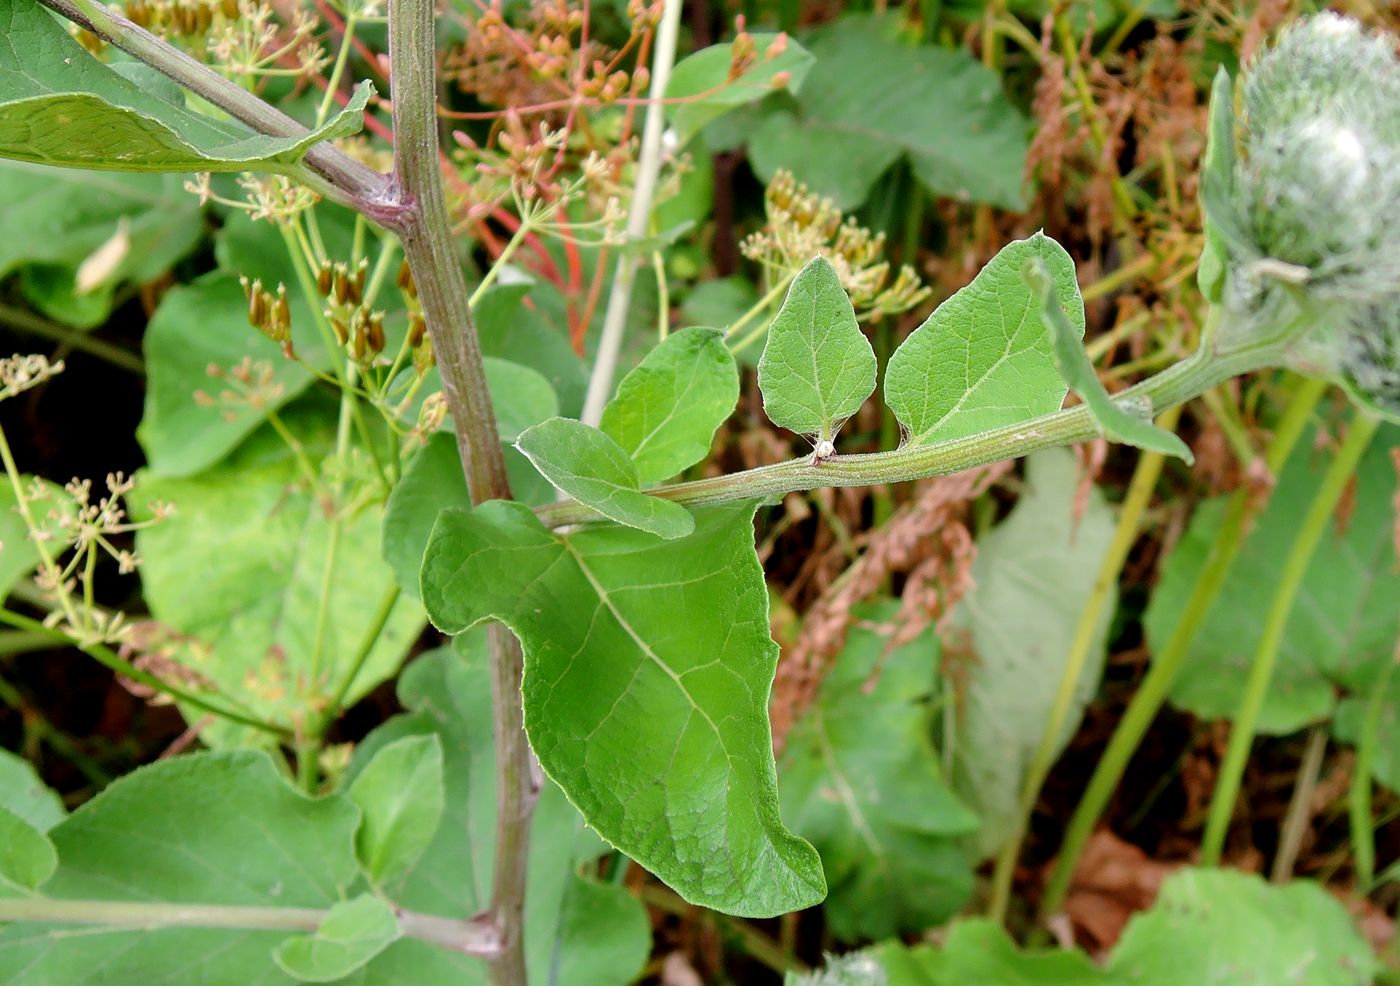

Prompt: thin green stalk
[
  {"left": 0, "top": 897, "right": 498, "bottom": 956},
  {"left": 316, "top": 14, "right": 360, "bottom": 127},
  {"left": 1272, "top": 724, "right": 1328, "bottom": 883},
  {"left": 579, "top": 0, "right": 685, "bottom": 426},
  {"left": 1348, "top": 644, "right": 1397, "bottom": 888},
  {"left": 1039, "top": 374, "right": 1326, "bottom": 920},
  {"left": 0, "top": 608, "right": 287, "bottom": 736},
  {"left": 727, "top": 273, "right": 797, "bottom": 353},
  {"left": 469, "top": 220, "right": 532, "bottom": 307},
  {"left": 320, "top": 584, "right": 400, "bottom": 728},
  {"left": 986, "top": 404, "right": 1182, "bottom": 924},
  {"left": 1200, "top": 411, "right": 1380, "bottom": 866},
  {"left": 0, "top": 303, "right": 144, "bottom": 374}
]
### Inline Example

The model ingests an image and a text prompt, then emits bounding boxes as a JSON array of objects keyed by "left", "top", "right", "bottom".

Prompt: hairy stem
[
  {"left": 0, "top": 897, "right": 500, "bottom": 957},
  {"left": 579, "top": 0, "right": 685, "bottom": 425},
  {"left": 1200, "top": 411, "right": 1379, "bottom": 865},
  {"left": 385, "top": 1, "right": 534, "bottom": 981},
  {"left": 1039, "top": 374, "right": 1326, "bottom": 920},
  {"left": 538, "top": 342, "right": 1279, "bottom": 528}
]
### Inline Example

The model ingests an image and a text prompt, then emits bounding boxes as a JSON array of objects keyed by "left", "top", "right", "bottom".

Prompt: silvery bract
[{"left": 1222, "top": 13, "right": 1400, "bottom": 422}]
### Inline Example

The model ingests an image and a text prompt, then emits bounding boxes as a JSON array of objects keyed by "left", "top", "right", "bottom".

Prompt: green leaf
[
  {"left": 354, "top": 643, "right": 650, "bottom": 985},
  {"left": 1023, "top": 257, "right": 1194, "bottom": 462},
  {"left": 1333, "top": 670, "right": 1400, "bottom": 793},
  {"left": 758, "top": 256, "right": 876, "bottom": 442},
  {"left": 949, "top": 449, "right": 1116, "bottom": 858},
  {"left": 866, "top": 920, "right": 1112, "bottom": 985},
  {"left": 747, "top": 15, "right": 1028, "bottom": 210},
  {"left": 599, "top": 327, "right": 739, "bottom": 483},
  {"left": 1107, "top": 869, "right": 1376, "bottom": 985},
  {"left": 0, "top": 1, "right": 370, "bottom": 174},
  {"left": 135, "top": 410, "right": 423, "bottom": 746},
  {"left": 886, "top": 233, "right": 1079, "bottom": 448},
  {"left": 1147, "top": 425, "right": 1400, "bottom": 734},
  {"left": 779, "top": 602, "right": 977, "bottom": 940},
  {"left": 381, "top": 433, "right": 551, "bottom": 602},
  {"left": 274, "top": 895, "right": 399, "bottom": 983},
  {"left": 348, "top": 735, "right": 445, "bottom": 887},
  {"left": 667, "top": 33, "right": 815, "bottom": 146},
  {"left": 0, "top": 750, "right": 64, "bottom": 833},
  {"left": 0, "top": 163, "right": 201, "bottom": 325},
  {"left": 0, "top": 805, "right": 56, "bottom": 892},
  {"left": 475, "top": 282, "right": 589, "bottom": 417},
  {"left": 0, "top": 750, "right": 361, "bottom": 983},
  {"left": 483, "top": 357, "right": 559, "bottom": 442},
  {"left": 515, "top": 417, "right": 695, "bottom": 539},
  {"left": 421, "top": 500, "right": 826, "bottom": 917},
  {"left": 1198, "top": 68, "right": 1238, "bottom": 302}
]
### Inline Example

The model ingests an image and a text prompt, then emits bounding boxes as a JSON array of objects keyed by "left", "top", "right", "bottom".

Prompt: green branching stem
[
  {"left": 0, "top": 897, "right": 498, "bottom": 956},
  {"left": 38, "top": 0, "right": 394, "bottom": 218},
  {"left": 1200, "top": 410, "right": 1381, "bottom": 866},
  {"left": 384, "top": 0, "right": 533, "bottom": 979},
  {"left": 1039, "top": 374, "right": 1326, "bottom": 920},
  {"left": 537, "top": 338, "right": 1282, "bottom": 528},
  {"left": 985, "top": 403, "right": 1183, "bottom": 925}
]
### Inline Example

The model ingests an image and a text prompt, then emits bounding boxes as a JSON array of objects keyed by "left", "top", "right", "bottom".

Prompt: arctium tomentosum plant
[{"left": 1203, "top": 12, "right": 1400, "bottom": 422}]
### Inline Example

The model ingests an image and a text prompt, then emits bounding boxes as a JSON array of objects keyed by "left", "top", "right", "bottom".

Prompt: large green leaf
[
  {"left": 421, "top": 500, "right": 826, "bottom": 917},
  {"left": 515, "top": 417, "right": 695, "bottom": 539},
  {"left": 0, "top": 750, "right": 362, "bottom": 984},
  {"left": 758, "top": 256, "right": 876, "bottom": 442},
  {"left": 599, "top": 327, "right": 738, "bottom": 484},
  {"left": 0, "top": 749, "right": 64, "bottom": 833},
  {"left": 1147, "top": 425, "right": 1400, "bottom": 734},
  {"left": 886, "top": 233, "right": 1079, "bottom": 448},
  {"left": 1107, "top": 869, "right": 1375, "bottom": 985},
  {"left": 667, "top": 33, "right": 815, "bottom": 147},
  {"left": 949, "top": 449, "right": 1116, "bottom": 858},
  {"left": 747, "top": 15, "right": 1028, "bottom": 210},
  {"left": 779, "top": 603, "right": 977, "bottom": 940},
  {"left": 136, "top": 411, "right": 423, "bottom": 746},
  {"left": 0, "top": 163, "right": 201, "bottom": 325},
  {"left": 0, "top": 0, "right": 369, "bottom": 173},
  {"left": 354, "top": 642, "right": 650, "bottom": 986}
]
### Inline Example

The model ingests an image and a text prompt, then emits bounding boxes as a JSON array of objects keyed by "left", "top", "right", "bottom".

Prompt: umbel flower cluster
[{"left": 1224, "top": 14, "right": 1400, "bottom": 421}]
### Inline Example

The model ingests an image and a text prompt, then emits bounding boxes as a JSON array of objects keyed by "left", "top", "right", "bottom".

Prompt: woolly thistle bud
[
  {"left": 1232, "top": 14, "right": 1400, "bottom": 303},
  {"left": 1336, "top": 304, "right": 1400, "bottom": 422}
]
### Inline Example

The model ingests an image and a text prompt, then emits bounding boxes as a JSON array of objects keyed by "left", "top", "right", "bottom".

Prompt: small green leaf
[
  {"left": 421, "top": 500, "right": 826, "bottom": 917},
  {"left": 483, "top": 357, "right": 559, "bottom": 442},
  {"left": 475, "top": 282, "right": 589, "bottom": 417},
  {"left": 0, "top": 750, "right": 64, "bottom": 833},
  {"left": 0, "top": 805, "right": 56, "bottom": 892},
  {"left": 600, "top": 327, "right": 738, "bottom": 484},
  {"left": 887, "top": 233, "right": 1082, "bottom": 447},
  {"left": 864, "top": 920, "right": 1112, "bottom": 985},
  {"left": 949, "top": 450, "right": 1116, "bottom": 858},
  {"left": 1023, "top": 257, "right": 1194, "bottom": 462},
  {"left": 347, "top": 735, "right": 445, "bottom": 888},
  {"left": 779, "top": 602, "right": 977, "bottom": 940},
  {"left": 758, "top": 256, "right": 876, "bottom": 442},
  {"left": 667, "top": 33, "right": 815, "bottom": 146},
  {"left": 1198, "top": 68, "right": 1239, "bottom": 303},
  {"left": 1108, "top": 869, "right": 1376, "bottom": 984},
  {"left": 274, "top": 895, "right": 400, "bottom": 983},
  {"left": 515, "top": 417, "right": 695, "bottom": 539},
  {"left": 0, "top": 0, "right": 369, "bottom": 174}
]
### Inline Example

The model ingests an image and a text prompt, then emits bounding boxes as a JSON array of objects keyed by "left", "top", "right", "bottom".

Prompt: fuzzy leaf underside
[{"left": 421, "top": 500, "right": 826, "bottom": 917}]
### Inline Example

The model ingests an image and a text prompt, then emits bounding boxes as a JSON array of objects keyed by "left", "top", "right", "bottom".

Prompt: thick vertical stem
[{"left": 386, "top": 1, "right": 533, "bottom": 981}]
